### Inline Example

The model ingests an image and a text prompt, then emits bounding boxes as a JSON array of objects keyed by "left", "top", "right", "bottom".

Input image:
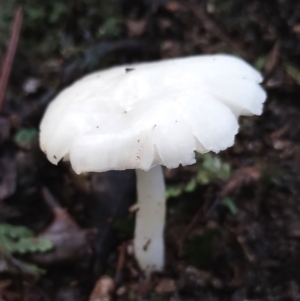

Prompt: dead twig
[
  {"left": 115, "top": 243, "right": 126, "bottom": 285},
  {"left": 177, "top": 207, "right": 203, "bottom": 256},
  {"left": 115, "top": 241, "right": 131, "bottom": 285},
  {"left": 0, "top": 7, "right": 23, "bottom": 111}
]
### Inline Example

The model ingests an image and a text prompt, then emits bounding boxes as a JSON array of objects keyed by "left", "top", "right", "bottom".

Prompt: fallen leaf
[{"left": 30, "top": 187, "right": 96, "bottom": 265}]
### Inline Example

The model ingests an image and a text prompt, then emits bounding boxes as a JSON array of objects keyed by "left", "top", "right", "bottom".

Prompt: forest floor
[{"left": 1, "top": 0, "right": 300, "bottom": 300}]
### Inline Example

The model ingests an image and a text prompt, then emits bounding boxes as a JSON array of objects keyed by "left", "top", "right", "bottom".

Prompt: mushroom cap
[{"left": 40, "top": 55, "right": 266, "bottom": 174}]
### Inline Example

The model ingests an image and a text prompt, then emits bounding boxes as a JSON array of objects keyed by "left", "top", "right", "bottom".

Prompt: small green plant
[
  {"left": 196, "top": 153, "right": 231, "bottom": 184},
  {"left": 0, "top": 223, "right": 53, "bottom": 275},
  {"left": 14, "top": 128, "right": 38, "bottom": 148},
  {"left": 166, "top": 153, "right": 231, "bottom": 199}
]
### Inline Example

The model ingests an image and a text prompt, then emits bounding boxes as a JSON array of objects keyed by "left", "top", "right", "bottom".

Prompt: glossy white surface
[{"left": 40, "top": 54, "right": 266, "bottom": 173}]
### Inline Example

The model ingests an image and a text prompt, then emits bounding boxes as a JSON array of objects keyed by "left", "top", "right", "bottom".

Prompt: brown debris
[
  {"left": 190, "top": 1, "right": 250, "bottom": 59},
  {"left": 115, "top": 242, "right": 127, "bottom": 284},
  {"left": 126, "top": 19, "right": 147, "bottom": 37},
  {"left": 220, "top": 166, "right": 261, "bottom": 197},
  {"left": 160, "top": 40, "right": 182, "bottom": 58},
  {"left": 186, "top": 266, "right": 211, "bottom": 284},
  {"left": 129, "top": 203, "right": 139, "bottom": 213},
  {"left": 89, "top": 276, "right": 115, "bottom": 301},
  {"left": 264, "top": 40, "right": 281, "bottom": 77},
  {"left": 130, "top": 280, "right": 153, "bottom": 296},
  {"left": 0, "top": 156, "right": 16, "bottom": 201},
  {"left": 237, "top": 235, "right": 256, "bottom": 263},
  {"left": 165, "top": 2, "right": 182, "bottom": 12},
  {"left": 292, "top": 24, "right": 300, "bottom": 34},
  {"left": 0, "top": 117, "right": 10, "bottom": 141},
  {"left": 155, "top": 278, "right": 176, "bottom": 294},
  {"left": 0, "top": 281, "right": 51, "bottom": 301},
  {"left": 288, "top": 220, "right": 300, "bottom": 238},
  {"left": 0, "top": 279, "right": 12, "bottom": 290}
]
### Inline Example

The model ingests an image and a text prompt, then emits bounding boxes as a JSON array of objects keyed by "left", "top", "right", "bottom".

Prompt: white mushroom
[{"left": 39, "top": 54, "right": 266, "bottom": 275}]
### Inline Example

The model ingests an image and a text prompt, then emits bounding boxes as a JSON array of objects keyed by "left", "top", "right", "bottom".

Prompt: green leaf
[
  {"left": 5, "top": 237, "right": 53, "bottom": 254},
  {"left": 254, "top": 56, "right": 266, "bottom": 71},
  {"left": 0, "top": 223, "right": 52, "bottom": 276},
  {"left": 98, "top": 17, "right": 121, "bottom": 38},
  {"left": 196, "top": 170, "right": 210, "bottom": 185},
  {"left": 0, "top": 223, "right": 33, "bottom": 239},
  {"left": 221, "top": 197, "right": 238, "bottom": 215},
  {"left": 165, "top": 154, "right": 231, "bottom": 200},
  {"left": 14, "top": 128, "right": 38, "bottom": 148},
  {"left": 0, "top": 223, "right": 53, "bottom": 255},
  {"left": 184, "top": 178, "right": 197, "bottom": 193},
  {"left": 165, "top": 186, "right": 183, "bottom": 199},
  {"left": 196, "top": 153, "right": 231, "bottom": 184}
]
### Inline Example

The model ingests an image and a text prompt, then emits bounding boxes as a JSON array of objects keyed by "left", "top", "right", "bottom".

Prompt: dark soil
[{"left": 1, "top": 0, "right": 300, "bottom": 300}]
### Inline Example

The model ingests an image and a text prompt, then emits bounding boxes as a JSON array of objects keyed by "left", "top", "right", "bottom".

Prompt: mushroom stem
[{"left": 134, "top": 165, "right": 166, "bottom": 275}]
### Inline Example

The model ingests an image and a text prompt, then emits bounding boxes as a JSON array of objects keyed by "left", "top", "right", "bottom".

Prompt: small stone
[
  {"left": 116, "top": 286, "right": 127, "bottom": 296},
  {"left": 185, "top": 266, "right": 211, "bottom": 287},
  {"left": 22, "top": 78, "right": 41, "bottom": 94},
  {"left": 89, "top": 276, "right": 115, "bottom": 301},
  {"left": 211, "top": 278, "right": 224, "bottom": 289},
  {"left": 293, "top": 24, "right": 300, "bottom": 34},
  {"left": 126, "top": 19, "right": 146, "bottom": 37}
]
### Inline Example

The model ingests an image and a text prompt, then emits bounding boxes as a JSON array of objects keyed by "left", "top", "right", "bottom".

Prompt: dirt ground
[{"left": 1, "top": 0, "right": 300, "bottom": 300}]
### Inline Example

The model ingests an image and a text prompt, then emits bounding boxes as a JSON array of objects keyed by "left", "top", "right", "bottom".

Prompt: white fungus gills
[{"left": 39, "top": 54, "right": 267, "bottom": 275}]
